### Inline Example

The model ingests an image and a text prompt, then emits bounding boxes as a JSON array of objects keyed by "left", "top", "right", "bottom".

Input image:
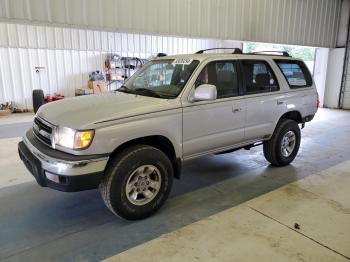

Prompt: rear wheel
[
  {"left": 32, "top": 89, "right": 45, "bottom": 113},
  {"left": 263, "top": 119, "right": 301, "bottom": 166},
  {"left": 100, "top": 145, "right": 173, "bottom": 220}
]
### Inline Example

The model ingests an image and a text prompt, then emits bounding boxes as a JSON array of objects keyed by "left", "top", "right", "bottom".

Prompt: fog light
[{"left": 45, "top": 172, "right": 60, "bottom": 183}]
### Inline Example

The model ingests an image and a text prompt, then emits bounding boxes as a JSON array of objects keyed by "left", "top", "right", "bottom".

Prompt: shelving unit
[{"left": 105, "top": 54, "right": 147, "bottom": 90}]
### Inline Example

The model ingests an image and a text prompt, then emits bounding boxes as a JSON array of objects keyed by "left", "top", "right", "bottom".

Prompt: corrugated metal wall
[
  {"left": 340, "top": 22, "right": 350, "bottom": 109},
  {"left": 0, "top": 22, "right": 237, "bottom": 108},
  {"left": 0, "top": 0, "right": 342, "bottom": 48}
]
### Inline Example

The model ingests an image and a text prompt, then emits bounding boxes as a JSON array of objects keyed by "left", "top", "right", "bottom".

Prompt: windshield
[{"left": 118, "top": 59, "right": 199, "bottom": 99}]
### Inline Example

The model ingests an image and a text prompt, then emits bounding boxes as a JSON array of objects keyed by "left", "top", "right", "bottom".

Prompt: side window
[
  {"left": 195, "top": 61, "right": 239, "bottom": 99},
  {"left": 241, "top": 60, "right": 279, "bottom": 95},
  {"left": 274, "top": 60, "right": 312, "bottom": 88}
]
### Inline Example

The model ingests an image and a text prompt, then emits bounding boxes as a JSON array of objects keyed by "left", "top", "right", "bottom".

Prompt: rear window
[{"left": 274, "top": 60, "right": 312, "bottom": 88}]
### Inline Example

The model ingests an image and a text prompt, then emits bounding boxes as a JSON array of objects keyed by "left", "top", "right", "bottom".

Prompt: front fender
[{"left": 85, "top": 109, "right": 183, "bottom": 158}]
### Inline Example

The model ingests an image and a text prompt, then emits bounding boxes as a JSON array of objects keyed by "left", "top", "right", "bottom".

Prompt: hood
[{"left": 37, "top": 92, "right": 178, "bottom": 129}]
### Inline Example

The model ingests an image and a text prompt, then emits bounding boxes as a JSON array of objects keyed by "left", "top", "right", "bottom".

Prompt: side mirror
[{"left": 191, "top": 84, "right": 217, "bottom": 102}]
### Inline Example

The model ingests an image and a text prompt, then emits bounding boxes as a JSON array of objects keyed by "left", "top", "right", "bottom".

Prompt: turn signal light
[{"left": 75, "top": 130, "right": 94, "bottom": 149}]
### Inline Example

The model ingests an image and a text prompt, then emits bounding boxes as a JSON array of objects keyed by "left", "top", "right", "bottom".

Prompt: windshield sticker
[{"left": 173, "top": 58, "right": 193, "bottom": 65}]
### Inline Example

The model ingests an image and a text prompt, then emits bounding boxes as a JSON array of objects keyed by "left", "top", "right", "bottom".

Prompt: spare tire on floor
[{"left": 32, "top": 89, "right": 45, "bottom": 113}]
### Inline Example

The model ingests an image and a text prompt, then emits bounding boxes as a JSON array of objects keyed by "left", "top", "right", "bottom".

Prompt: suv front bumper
[{"left": 18, "top": 129, "right": 109, "bottom": 192}]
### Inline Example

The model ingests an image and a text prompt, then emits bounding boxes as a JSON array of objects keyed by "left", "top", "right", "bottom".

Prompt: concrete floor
[
  {"left": 0, "top": 108, "right": 350, "bottom": 261},
  {"left": 0, "top": 113, "right": 33, "bottom": 139},
  {"left": 106, "top": 160, "right": 350, "bottom": 262}
]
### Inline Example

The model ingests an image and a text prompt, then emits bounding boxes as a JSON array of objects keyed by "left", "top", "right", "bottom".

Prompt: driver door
[{"left": 182, "top": 60, "right": 245, "bottom": 158}]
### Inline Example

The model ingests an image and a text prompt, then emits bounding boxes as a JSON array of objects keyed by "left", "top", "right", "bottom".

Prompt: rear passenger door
[{"left": 240, "top": 59, "right": 282, "bottom": 141}]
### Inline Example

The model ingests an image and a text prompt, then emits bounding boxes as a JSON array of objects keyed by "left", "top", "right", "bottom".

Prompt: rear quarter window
[{"left": 274, "top": 60, "right": 313, "bottom": 88}]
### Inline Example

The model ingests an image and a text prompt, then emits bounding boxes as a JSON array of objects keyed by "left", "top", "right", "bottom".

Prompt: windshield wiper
[
  {"left": 156, "top": 92, "right": 178, "bottom": 99},
  {"left": 133, "top": 88, "right": 162, "bottom": 98},
  {"left": 116, "top": 85, "right": 134, "bottom": 94},
  {"left": 118, "top": 86, "right": 174, "bottom": 99}
]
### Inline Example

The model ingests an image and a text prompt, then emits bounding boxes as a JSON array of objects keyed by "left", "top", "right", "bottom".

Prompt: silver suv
[{"left": 18, "top": 49, "right": 318, "bottom": 220}]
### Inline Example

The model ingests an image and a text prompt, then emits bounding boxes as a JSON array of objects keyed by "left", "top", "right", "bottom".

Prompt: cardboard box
[
  {"left": 75, "top": 88, "right": 95, "bottom": 96},
  {"left": 87, "top": 80, "right": 107, "bottom": 93},
  {"left": 0, "top": 109, "right": 11, "bottom": 116},
  {"left": 75, "top": 88, "right": 85, "bottom": 96},
  {"left": 84, "top": 88, "right": 94, "bottom": 95},
  {"left": 106, "top": 73, "right": 125, "bottom": 81}
]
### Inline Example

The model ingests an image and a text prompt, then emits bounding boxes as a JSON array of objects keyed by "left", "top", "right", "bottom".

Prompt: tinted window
[
  {"left": 195, "top": 61, "right": 239, "bottom": 99},
  {"left": 241, "top": 60, "right": 279, "bottom": 94},
  {"left": 275, "top": 60, "right": 312, "bottom": 88}
]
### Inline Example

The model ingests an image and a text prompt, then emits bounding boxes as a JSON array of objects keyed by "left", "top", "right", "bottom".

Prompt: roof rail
[
  {"left": 250, "top": 51, "right": 291, "bottom": 57},
  {"left": 195, "top": 48, "right": 243, "bottom": 54}
]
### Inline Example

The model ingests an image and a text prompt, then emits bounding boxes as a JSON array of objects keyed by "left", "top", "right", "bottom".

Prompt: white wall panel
[
  {"left": 324, "top": 48, "right": 345, "bottom": 108},
  {"left": 0, "top": 22, "right": 240, "bottom": 108},
  {"left": 340, "top": 21, "right": 350, "bottom": 109},
  {"left": 0, "top": 0, "right": 342, "bottom": 48},
  {"left": 313, "top": 48, "right": 329, "bottom": 107}
]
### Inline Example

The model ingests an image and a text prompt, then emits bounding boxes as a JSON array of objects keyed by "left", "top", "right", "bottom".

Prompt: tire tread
[
  {"left": 100, "top": 145, "right": 172, "bottom": 220},
  {"left": 263, "top": 119, "right": 300, "bottom": 166}
]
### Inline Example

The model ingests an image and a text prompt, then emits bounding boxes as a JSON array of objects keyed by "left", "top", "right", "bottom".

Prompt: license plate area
[{"left": 18, "top": 142, "right": 46, "bottom": 186}]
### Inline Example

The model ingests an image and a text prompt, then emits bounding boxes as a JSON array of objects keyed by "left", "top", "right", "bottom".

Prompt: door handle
[
  {"left": 232, "top": 108, "right": 242, "bottom": 113},
  {"left": 277, "top": 101, "right": 285, "bottom": 105}
]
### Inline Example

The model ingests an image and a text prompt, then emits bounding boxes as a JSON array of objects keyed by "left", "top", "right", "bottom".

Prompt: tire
[
  {"left": 100, "top": 145, "right": 173, "bottom": 220},
  {"left": 263, "top": 119, "right": 301, "bottom": 166},
  {"left": 32, "top": 89, "right": 45, "bottom": 113}
]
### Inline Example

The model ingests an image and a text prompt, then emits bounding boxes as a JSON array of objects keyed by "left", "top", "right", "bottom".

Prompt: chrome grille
[{"left": 33, "top": 117, "right": 53, "bottom": 146}]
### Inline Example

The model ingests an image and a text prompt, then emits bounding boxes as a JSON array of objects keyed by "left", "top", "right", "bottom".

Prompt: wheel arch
[
  {"left": 279, "top": 110, "right": 303, "bottom": 124},
  {"left": 268, "top": 110, "right": 303, "bottom": 140},
  {"left": 107, "top": 135, "right": 181, "bottom": 179}
]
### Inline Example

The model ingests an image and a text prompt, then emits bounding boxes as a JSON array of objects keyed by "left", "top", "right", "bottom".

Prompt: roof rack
[
  {"left": 195, "top": 48, "right": 243, "bottom": 54},
  {"left": 250, "top": 51, "right": 290, "bottom": 57},
  {"left": 194, "top": 48, "right": 292, "bottom": 57}
]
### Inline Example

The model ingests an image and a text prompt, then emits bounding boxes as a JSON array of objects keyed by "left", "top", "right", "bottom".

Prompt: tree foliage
[{"left": 244, "top": 43, "right": 315, "bottom": 61}]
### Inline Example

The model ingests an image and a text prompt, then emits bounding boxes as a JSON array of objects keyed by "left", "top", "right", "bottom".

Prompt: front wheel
[
  {"left": 100, "top": 145, "right": 173, "bottom": 220},
  {"left": 263, "top": 119, "right": 301, "bottom": 166}
]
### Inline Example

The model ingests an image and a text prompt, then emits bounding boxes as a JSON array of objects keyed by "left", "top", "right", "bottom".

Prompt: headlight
[{"left": 54, "top": 127, "right": 94, "bottom": 150}]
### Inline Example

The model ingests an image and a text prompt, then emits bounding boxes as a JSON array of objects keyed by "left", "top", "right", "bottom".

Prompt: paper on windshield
[{"left": 172, "top": 58, "right": 193, "bottom": 65}]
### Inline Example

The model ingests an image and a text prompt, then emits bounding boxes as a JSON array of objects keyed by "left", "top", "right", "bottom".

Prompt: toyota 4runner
[{"left": 18, "top": 49, "right": 318, "bottom": 220}]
